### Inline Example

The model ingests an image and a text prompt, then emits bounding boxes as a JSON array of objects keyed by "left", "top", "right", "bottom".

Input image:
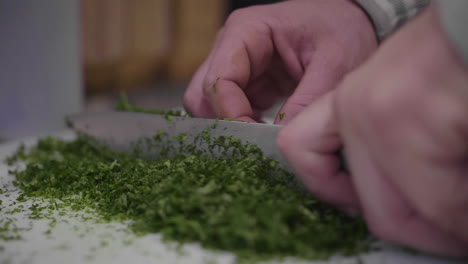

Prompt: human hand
[
  {"left": 183, "top": 0, "right": 377, "bottom": 123},
  {"left": 278, "top": 6, "right": 468, "bottom": 257}
]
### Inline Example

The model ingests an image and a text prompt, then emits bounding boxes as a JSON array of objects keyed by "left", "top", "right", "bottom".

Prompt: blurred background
[
  {"left": 83, "top": 0, "right": 280, "bottom": 111},
  {"left": 0, "top": 0, "right": 280, "bottom": 141}
]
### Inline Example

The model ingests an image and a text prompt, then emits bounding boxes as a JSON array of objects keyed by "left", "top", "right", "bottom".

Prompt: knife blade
[{"left": 66, "top": 111, "right": 290, "bottom": 170}]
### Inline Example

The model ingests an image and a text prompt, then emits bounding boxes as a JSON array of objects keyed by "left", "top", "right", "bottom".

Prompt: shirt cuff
[
  {"left": 354, "top": 0, "right": 431, "bottom": 40},
  {"left": 437, "top": 0, "right": 468, "bottom": 65}
]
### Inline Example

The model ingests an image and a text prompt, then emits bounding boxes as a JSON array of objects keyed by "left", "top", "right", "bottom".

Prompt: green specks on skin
[
  {"left": 212, "top": 77, "right": 220, "bottom": 94},
  {"left": 279, "top": 113, "right": 285, "bottom": 121}
]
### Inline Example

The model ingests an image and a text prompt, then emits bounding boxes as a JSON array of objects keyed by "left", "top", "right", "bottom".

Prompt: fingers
[
  {"left": 279, "top": 81, "right": 468, "bottom": 256},
  {"left": 243, "top": 56, "right": 296, "bottom": 113},
  {"left": 184, "top": 28, "right": 228, "bottom": 118},
  {"left": 277, "top": 91, "right": 360, "bottom": 212},
  {"left": 336, "top": 70, "right": 468, "bottom": 257},
  {"left": 343, "top": 143, "right": 468, "bottom": 257},
  {"left": 351, "top": 76, "right": 468, "bottom": 246},
  {"left": 276, "top": 46, "right": 346, "bottom": 124},
  {"left": 243, "top": 74, "right": 284, "bottom": 112},
  {"left": 183, "top": 56, "right": 217, "bottom": 118},
  {"left": 201, "top": 9, "right": 275, "bottom": 121}
]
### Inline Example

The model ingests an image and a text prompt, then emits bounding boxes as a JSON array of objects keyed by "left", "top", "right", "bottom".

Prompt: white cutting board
[{"left": 0, "top": 130, "right": 465, "bottom": 264}]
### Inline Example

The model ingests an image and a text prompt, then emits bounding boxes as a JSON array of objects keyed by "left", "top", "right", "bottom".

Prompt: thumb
[
  {"left": 277, "top": 91, "right": 360, "bottom": 212},
  {"left": 276, "top": 52, "right": 345, "bottom": 124}
]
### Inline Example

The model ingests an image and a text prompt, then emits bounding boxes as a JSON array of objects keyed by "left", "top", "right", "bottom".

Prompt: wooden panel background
[{"left": 82, "top": 0, "right": 226, "bottom": 93}]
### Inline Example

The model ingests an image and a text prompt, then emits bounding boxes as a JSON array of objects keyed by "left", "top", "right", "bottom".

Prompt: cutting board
[{"left": 0, "top": 130, "right": 464, "bottom": 264}]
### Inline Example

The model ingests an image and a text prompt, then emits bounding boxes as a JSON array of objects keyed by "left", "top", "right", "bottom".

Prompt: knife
[{"left": 66, "top": 111, "right": 291, "bottom": 171}]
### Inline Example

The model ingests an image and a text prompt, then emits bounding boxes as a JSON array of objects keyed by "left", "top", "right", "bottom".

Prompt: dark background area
[{"left": 230, "top": 0, "right": 282, "bottom": 10}]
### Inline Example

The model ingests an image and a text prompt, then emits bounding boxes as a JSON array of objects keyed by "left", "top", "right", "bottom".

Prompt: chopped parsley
[{"left": 6, "top": 128, "right": 370, "bottom": 262}]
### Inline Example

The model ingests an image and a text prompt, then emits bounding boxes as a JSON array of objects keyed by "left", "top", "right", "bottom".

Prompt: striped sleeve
[
  {"left": 438, "top": 0, "right": 468, "bottom": 64},
  {"left": 354, "top": 0, "right": 431, "bottom": 40}
]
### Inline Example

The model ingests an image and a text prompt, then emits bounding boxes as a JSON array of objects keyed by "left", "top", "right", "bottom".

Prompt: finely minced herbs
[
  {"left": 5, "top": 93, "right": 370, "bottom": 262},
  {"left": 5, "top": 127, "right": 370, "bottom": 262}
]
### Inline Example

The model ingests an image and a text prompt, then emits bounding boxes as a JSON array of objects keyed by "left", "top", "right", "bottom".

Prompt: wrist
[
  {"left": 353, "top": 0, "right": 431, "bottom": 41},
  {"left": 349, "top": 0, "right": 378, "bottom": 39}
]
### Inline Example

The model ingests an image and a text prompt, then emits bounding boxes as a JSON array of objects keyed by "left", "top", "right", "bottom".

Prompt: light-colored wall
[{"left": 0, "top": 0, "right": 82, "bottom": 140}]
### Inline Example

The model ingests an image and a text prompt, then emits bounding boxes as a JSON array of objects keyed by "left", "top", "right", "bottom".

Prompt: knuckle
[
  {"left": 202, "top": 75, "right": 218, "bottom": 97},
  {"left": 360, "top": 80, "right": 405, "bottom": 131},
  {"left": 277, "top": 126, "right": 300, "bottom": 157},
  {"left": 336, "top": 70, "right": 409, "bottom": 132},
  {"left": 225, "top": 8, "right": 255, "bottom": 27},
  {"left": 225, "top": 7, "right": 270, "bottom": 36},
  {"left": 318, "top": 43, "right": 348, "bottom": 75}
]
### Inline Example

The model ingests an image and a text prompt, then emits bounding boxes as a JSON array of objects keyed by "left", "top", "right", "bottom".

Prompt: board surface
[{"left": 0, "top": 130, "right": 464, "bottom": 264}]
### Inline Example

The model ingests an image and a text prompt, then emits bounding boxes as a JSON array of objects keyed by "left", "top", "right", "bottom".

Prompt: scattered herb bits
[
  {"left": 6, "top": 128, "right": 370, "bottom": 263},
  {"left": 116, "top": 91, "right": 191, "bottom": 118}
]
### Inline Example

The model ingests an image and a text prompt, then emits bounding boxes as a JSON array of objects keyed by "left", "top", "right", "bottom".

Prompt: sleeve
[
  {"left": 354, "top": 0, "right": 431, "bottom": 40},
  {"left": 437, "top": 0, "right": 468, "bottom": 65}
]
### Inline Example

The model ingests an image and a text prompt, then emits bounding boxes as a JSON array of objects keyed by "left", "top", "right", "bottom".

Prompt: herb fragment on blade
[{"left": 116, "top": 91, "right": 191, "bottom": 118}]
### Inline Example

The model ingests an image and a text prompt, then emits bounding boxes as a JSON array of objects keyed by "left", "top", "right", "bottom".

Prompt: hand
[
  {"left": 183, "top": 0, "right": 377, "bottom": 123},
  {"left": 278, "top": 6, "right": 468, "bottom": 257}
]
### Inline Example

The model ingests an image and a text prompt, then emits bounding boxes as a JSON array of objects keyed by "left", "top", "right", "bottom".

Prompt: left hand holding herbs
[{"left": 278, "top": 6, "right": 468, "bottom": 257}]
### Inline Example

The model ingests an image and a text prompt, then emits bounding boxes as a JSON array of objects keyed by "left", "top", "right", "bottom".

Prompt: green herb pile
[{"left": 6, "top": 128, "right": 370, "bottom": 262}]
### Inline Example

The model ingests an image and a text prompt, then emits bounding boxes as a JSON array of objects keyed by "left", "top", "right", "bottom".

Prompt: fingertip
[
  {"left": 182, "top": 90, "right": 195, "bottom": 114},
  {"left": 275, "top": 98, "right": 311, "bottom": 125},
  {"left": 204, "top": 78, "right": 254, "bottom": 120},
  {"left": 183, "top": 89, "right": 217, "bottom": 118},
  {"left": 277, "top": 92, "right": 360, "bottom": 209}
]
